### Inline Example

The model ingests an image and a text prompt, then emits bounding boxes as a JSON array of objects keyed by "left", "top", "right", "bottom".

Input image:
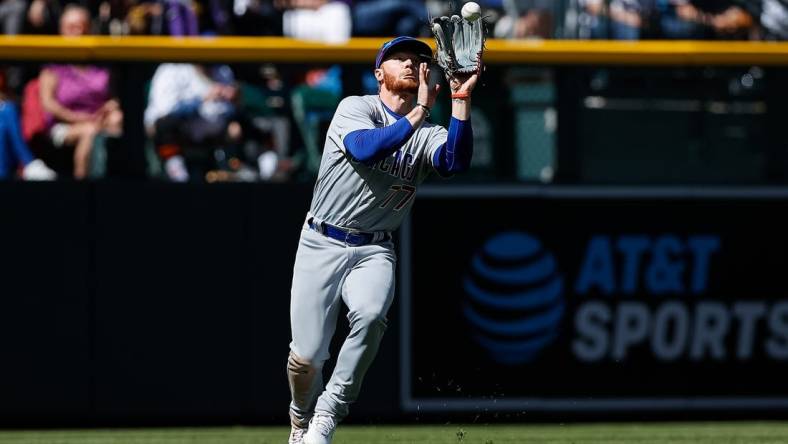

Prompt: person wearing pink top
[{"left": 38, "top": 5, "right": 123, "bottom": 179}]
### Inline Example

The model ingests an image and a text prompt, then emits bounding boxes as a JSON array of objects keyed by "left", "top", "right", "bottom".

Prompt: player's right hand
[
  {"left": 418, "top": 62, "right": 440, "bottom": 108},
  {"left": 450, "top": 71, "right": 479, "bottom": 95}
]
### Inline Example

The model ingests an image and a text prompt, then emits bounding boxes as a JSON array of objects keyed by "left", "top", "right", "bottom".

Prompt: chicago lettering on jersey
[{"left": 374, "top": 150, "right": 416, "bottom": 181}]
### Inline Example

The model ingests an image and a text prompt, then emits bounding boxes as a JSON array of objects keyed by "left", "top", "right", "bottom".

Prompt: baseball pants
[{"left": 288, "top": 219, "right": 396, "bottom": 426}]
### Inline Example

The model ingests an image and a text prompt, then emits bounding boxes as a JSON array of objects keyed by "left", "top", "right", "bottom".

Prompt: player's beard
[{"left": 383, "top": 71, "right": 418, "bottom": 95}]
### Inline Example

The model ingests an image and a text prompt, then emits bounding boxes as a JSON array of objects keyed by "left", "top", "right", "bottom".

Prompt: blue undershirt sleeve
[
  {"left": 432, "top": 117, "right": 473, "bottom": 176},
  {"left": 343, "top": 117, "right": 414, "bottom": 164}
]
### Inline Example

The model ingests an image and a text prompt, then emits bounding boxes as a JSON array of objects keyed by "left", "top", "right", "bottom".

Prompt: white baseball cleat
[
  {"left": 288, "top": 425, "right": 308, "bottom": 444},
  {"left": 302, "top": 413, "right": 337, "bottom": 444}
]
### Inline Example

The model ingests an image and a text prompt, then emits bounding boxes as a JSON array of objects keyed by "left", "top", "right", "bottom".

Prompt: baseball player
[{"left": 287, "top": 36, "right": 478, "bottom": 444}]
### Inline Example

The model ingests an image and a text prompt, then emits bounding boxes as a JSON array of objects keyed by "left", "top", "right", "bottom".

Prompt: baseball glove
[{"left": 431, "top": 14, "right": 485, "bottom": 80}]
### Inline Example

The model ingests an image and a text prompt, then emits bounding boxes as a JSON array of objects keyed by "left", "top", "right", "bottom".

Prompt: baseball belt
[{"left": 307, "top": 217, "right": 391, "bottom": 247}]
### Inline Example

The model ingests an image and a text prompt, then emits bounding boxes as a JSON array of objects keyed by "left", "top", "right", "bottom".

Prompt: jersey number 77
[{"left": 379, "top": 185, "right": 416, "bottom": 211}]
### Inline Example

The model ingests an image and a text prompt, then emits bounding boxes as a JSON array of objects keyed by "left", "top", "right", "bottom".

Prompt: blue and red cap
[{"left": 375, "top": 36, "right": 433, "bottom": 69}]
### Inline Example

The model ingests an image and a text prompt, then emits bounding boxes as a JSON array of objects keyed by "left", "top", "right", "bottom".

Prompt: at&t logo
[{"left": 462, "top": 232, "right": 564, "bottom": 365}]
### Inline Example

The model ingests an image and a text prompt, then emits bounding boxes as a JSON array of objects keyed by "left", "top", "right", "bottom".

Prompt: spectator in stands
[
  {"left": 658, "top": 0, "right": 756, "bottom": 39},
  {"left": 757, "top": 0, "right": 788, "bottom": 40},
  {"left": 277, "top": 0, "right": 350, "bottom": 43},
  {"left": 573, "top": 0, "right": 654, "bottom": 40},
  {"left": 0, "top": 0, "right": 26, "bottom": 34},
  {"left": 24, "top": 0, "right": 61, "bottom": 34},
  {"left": 197, "top": 0, "right": 233, "bottom": 34},
  {"left": 125, "top": 0, "right": 198, "bottom": 36},
  {"left": 0, "top": 102, "right": 57, "bottom": 180},
  {"left": 351, "top": 0, "right": 428, "bottom": 37},
  {"left": 144, "top": 63, "right": 244, "bottom": 182},
  {"left": 0, "top": 0, "right": 30, "bottom": 91},
  {"left": 125, "top": 0, "right": 165, "bottom": 34},
  {"left": 266, "top": 0, "right": 348, "bottom": 180},
  {"left": 165, "top": 0, "right": 199, "bottom": 35},
  {"left": 494, "top": 0, "right": 556, "bottom": 39},
  {"left": 0, "top": 69, "right": 56, "bottom": 180},
  {"left": 94, "top": 0, "right": 144, "bottom": 35},
  {"left": 38, "top": 4, "right": 123, "bottom": 179}
]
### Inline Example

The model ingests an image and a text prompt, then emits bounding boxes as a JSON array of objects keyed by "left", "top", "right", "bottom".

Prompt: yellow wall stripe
[{"left": 0, "top": 36, "right": 786, "bottom": 65}]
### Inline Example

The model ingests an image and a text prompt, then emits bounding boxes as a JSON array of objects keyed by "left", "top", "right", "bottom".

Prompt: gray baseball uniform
[{"left": 288, "top": 94, "right": 447, "bottom": 426}]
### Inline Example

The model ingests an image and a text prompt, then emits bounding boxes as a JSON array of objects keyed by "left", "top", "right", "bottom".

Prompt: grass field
[{"left": 1, "top": 423, "right": 787, "bottom": 444}]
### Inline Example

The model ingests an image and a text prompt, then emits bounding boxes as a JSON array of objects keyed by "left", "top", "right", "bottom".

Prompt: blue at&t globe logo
[{"left": 462, "top": 232, "right": 564, "bottom": 365}]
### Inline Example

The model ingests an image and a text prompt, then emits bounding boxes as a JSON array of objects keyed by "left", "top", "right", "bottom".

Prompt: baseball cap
[{"left": 375, "top": 36, "right": 433, "bottom": 69}]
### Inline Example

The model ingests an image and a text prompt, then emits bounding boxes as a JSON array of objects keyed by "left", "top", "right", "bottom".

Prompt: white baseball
[{"left": 461, "top": 2, "right": 481, "bottom": 21}]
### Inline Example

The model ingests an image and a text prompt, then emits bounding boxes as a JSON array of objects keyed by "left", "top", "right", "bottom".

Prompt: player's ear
[{"left": 374, "top": 68, "right": 384, "bottom": 82}]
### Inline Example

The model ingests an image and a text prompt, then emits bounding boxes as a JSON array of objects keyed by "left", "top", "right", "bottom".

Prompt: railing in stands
[{"left": 0, "top": 36, "right": 786, "bottom": 65}]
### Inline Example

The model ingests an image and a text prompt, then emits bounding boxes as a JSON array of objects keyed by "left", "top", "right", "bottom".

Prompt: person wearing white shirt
[{"left": 144, "top": 63, "right": 239, "bottom": 182}]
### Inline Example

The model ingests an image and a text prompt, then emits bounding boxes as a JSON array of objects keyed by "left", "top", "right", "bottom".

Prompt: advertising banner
[{"left": 401, "top": 188, "right": 788, "bottom": 412}]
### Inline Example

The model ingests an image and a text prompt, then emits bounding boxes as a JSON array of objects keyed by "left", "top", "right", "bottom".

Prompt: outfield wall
[
  {"left": 402, "top": 187, "right": 788, "bottom": 415},
  {"left": 0, "top": 182, "right": 335, "bottom": 426},
  {"left": 2, "top": 183, "right": 788, "bottom": 426}
]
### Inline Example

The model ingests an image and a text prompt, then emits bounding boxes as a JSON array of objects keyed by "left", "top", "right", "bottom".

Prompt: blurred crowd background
[{"left": 0, "top": 0, "right": 784, "bottom": 183}]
